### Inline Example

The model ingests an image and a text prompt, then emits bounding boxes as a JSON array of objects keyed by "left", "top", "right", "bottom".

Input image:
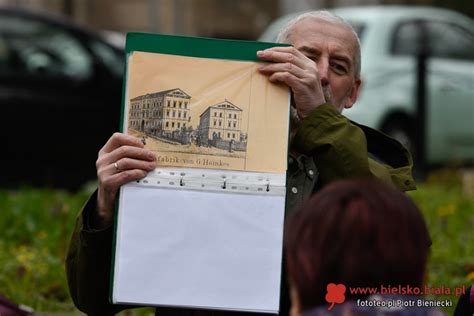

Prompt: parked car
[
  {"left": 0, "top": 7, "right": 125, "bottom": 189},
  {"left": 259, "top": 6, "right": 474, "bottom": 167}
]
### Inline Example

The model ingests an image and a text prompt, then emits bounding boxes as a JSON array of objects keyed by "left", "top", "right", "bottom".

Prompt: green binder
[{"left": 111, "top": 32, "right": 290, "bottom": 313}]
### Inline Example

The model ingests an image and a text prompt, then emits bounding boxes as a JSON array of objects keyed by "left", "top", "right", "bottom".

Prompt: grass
[
  {"left": 0, "top": 187, "right": 90, "bottom": 314},
  {"left": 408, "top": 169, "right": 474, "bottom": 314},
  {"left": 0, "top": 169, "right": 473, "bottom": 315}
]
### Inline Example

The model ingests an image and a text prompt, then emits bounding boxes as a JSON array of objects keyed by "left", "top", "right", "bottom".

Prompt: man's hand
[
  {"left": 257, "top": 46, "right": 326, "bottom": 120},
  {"left": 94, "top": 133, "right": 156, "bottom": 229}
]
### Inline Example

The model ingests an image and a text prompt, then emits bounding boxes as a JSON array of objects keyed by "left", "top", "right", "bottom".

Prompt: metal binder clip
[{"left": 222, "top": 178, "right": 226, "bottom": 189}]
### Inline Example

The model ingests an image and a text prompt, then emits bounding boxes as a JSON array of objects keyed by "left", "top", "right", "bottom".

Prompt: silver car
[{"left": 259, "top": 6, "right": 474, "bottom": 166}]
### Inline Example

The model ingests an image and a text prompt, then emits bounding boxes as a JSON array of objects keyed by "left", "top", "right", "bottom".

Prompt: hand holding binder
[{"left": 93, "top": 133, "right": 157, "bottom": 229}]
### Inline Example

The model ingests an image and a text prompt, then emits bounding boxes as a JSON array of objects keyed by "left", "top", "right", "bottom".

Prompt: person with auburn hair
[{"left": 285, "top": 179, "right": 443, "bottom": 316}]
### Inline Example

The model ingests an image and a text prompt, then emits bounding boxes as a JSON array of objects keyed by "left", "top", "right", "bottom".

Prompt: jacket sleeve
[
  {"left": 65, "top": 190, "right": 128, "bottom": 316},
  {"left": 292, "top": 103, "right": 416, "bottom": 191}
]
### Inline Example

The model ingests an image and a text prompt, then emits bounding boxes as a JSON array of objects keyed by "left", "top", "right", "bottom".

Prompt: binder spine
[{"left": 132, "top": 168, "right": 286, "bottom": 196}]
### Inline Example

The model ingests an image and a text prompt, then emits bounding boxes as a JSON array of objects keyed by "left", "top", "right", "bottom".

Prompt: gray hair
[{"left": 276, "top": 11, "right": 361, "bottom": 80}]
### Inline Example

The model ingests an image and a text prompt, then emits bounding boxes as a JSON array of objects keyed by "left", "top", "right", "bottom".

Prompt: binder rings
[{"left": 111, "top": 33, "right": 290, "bottom": 313}]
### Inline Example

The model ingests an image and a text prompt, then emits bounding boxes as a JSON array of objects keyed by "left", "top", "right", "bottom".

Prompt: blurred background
[
  {"left": 0, "top": 0, "right": 473, "bottom": 315},
  {"left": 1, "top": 0, "right": 473, "bottom": 39},
  {"left": 1, "top": 0, "right": 473, "bottom": 189}
]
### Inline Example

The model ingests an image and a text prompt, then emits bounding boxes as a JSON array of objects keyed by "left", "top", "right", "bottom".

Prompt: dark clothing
[
  {"left": 66, "top": 103, "right": 415, "bottom": 316},
  {"left": 454, "top": 285, "right": 474, "bottom": 316}
]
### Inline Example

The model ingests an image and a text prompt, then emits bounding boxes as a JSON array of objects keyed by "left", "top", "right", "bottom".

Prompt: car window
[
  {"left": 391, "top": 21, "right": 424, "bottom": 56},
  {"left": 348, "top": 22, "right": 365, "bottom": 41},
  {"left": 89, "top": 39, "right": 124, "bottom": 77},
  {"left": 391, "top": 19, "right": 474, "bottom": 60},
  {"left": 0, "top": 36, "right": 12, "bottom": 71},
  {"left": 425, "top": 21, "right": 474, "bottom": 60},
  {"left": 0, "top": 14, "right": 93, "bottom": 80}
]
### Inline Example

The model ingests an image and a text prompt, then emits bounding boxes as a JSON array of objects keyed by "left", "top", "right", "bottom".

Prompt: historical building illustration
[
  {"left": 198, "top": 100, "right": 247, "bottom": 152},
  {"left": 129, "top": 89, "right": 247, "bottom": 156},
  {"left": 129, "top": 88, "right": 192, "bottom": 144}
]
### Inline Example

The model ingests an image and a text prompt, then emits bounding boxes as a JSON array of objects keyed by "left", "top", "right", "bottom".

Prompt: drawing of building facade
[
  {"left": 199, "top": 100, "right": 243, "bottom": 141},
  {"left": 199, "top": 100, "right": 246, "bottom": 151},
  {"left": 129, "top": 88, "right": 191, "bottom": 136}
]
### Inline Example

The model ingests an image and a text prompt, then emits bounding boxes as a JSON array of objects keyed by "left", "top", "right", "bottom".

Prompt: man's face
[{"left": 287, "top": 18, "right": 361, "bottom": 112}]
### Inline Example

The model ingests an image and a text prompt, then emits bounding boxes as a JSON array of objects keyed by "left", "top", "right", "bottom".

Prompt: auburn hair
[{"left": 285, "top": 179, "right": 430, "bottom": 310}]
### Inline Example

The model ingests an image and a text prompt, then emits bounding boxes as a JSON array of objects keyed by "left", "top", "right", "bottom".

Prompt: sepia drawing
[
  {"left": 124, "top": 51, "right": 289, "bottom": 173},
  {"left": 128, "top": 88, "right": 248, "bottom": 159},
  {"left": 198, "top": 100, "right": 247, "bottom": 152}
]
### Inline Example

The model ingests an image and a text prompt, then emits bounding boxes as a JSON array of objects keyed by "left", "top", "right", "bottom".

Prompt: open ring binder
[{"left": 136, "top": 168, "right": 286, "bottom": 196}]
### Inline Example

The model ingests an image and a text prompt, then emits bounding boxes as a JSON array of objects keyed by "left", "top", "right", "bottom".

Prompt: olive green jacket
[{"left": 65, "top": 103, "right": 415, "bottom": 316}]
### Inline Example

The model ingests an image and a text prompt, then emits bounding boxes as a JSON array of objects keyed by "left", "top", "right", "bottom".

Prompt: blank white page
[{"left": 112, "top": 183, "right": 285, "bottom": 313}]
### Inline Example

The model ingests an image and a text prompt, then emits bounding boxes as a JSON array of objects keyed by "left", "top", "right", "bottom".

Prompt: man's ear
[{"left": 344, "top": 79, "right": 362, "bottom": 109}]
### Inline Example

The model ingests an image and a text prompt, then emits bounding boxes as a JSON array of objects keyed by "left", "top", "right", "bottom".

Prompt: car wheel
[
  {"left": 384, "top": 125, "right": 415, "bottom": 155},
  {"left": 382, "top": 118, "right": 423, "bottom": 179},
  {"left": 384, "top": 123, "right": 414, "bottom": 155}
]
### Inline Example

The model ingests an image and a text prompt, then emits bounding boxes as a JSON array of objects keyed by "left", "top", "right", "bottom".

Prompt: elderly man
[{"left": 66, "top": 11, "right": 415, "bottom": 316}]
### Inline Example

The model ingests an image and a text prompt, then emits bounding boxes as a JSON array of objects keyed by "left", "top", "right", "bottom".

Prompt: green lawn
[
  {"left": 0, "top": 187, "right": 90, "bottom": 314},
  {"left": 1, "top": 169, "right": 473, "bottom": 315},
  {"left": 407, "top": 170, "right": 474, "bottom": 314}
]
